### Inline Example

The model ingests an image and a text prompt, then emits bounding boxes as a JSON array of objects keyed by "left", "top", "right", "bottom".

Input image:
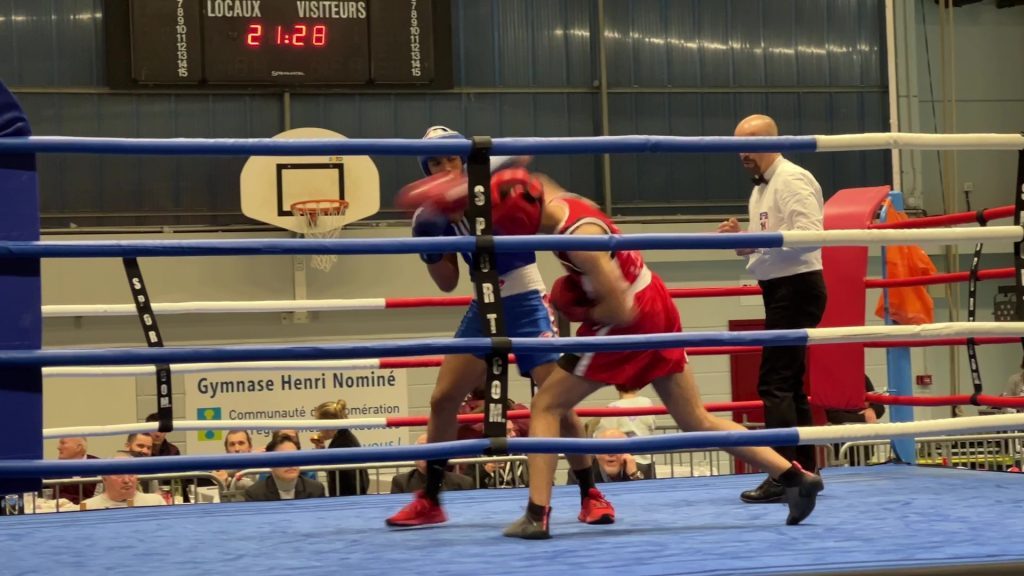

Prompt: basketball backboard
[{"left": 240, "top": 127, "right": 380, "bottom": 233}]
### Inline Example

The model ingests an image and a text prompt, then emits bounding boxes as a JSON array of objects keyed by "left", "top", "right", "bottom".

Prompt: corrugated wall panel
[
  {"left": 0, "top": 0, "right": 103, "bottom": 86},
  {"left": 794, "top": 1, "right": 830, "bottom": 86},
  {"left": 5, "top": 0, "right": 887, "bottom": 222},
  {"left": 609, "top": 91, "right": 889, "bottom": 210},
  {"left": 697, "top": 0, "right": 733, "bottom": 87},
  {"left": 455, "top": 0, "right": 593, "bottom": 87},
  {"left": 664, "top": 1, "right": 702, "bottom": 87},
  {"left": 858, "top": 0, "right": 884, "bottom": 87},
  {"left": 22, "top": 94, "right": 281, "bottom": 227},
  {"left": 729, "top": 0, "right": 767, "bottom": 87},
  {"left": 762, "top": 0, "right": 798, "bottom": 87}
]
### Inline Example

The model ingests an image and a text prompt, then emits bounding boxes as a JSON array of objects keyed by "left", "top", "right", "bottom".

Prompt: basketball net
[{"left": 291, "top": 199, "right": 348, "bottom": 272}]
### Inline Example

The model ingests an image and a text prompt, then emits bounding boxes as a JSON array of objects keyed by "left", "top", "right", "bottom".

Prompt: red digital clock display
[{"left": 244, "top": 23, "right": 328, "bottom": 47}]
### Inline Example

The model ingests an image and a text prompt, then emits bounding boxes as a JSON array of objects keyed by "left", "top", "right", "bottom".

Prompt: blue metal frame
[
  {"left": 0, "top": 82, "right": 42, "bottom": 496},
  {"left": 880, "top": 191, "right": 916, "bottom": 464}
]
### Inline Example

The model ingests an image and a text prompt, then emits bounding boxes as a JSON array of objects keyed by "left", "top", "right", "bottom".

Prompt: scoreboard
[{"left": 109, "top": 0, "right": 450, "bottom": 87}]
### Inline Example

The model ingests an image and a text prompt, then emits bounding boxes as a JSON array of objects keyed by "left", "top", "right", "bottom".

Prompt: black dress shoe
[{"left": 740, "top": 476, "right": 785, "bottom": 503}]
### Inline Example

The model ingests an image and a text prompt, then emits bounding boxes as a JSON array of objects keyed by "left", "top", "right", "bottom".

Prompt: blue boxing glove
[{"left": 411, "top": 207, "right": 450, "bottom": 264}]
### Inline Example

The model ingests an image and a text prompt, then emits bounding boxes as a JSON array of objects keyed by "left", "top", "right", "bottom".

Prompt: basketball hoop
[{"left": 291, "top": 199, "right": 349, "bottom": 272}]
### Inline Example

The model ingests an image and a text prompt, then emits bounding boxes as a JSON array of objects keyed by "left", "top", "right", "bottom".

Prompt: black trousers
[{"left": 757, "top": 270, "right": 827, "bottom": 471}]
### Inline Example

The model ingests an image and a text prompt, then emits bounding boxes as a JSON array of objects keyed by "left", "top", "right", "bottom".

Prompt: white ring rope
[
  {"left": 37, "top": 322, "right": 1024, "bottom": 378},
  {"left": 43, "top": 418, "right": 389, "bottom": 439},
  {"left": 43, "top": 358, "right": 387, "bottom": 377},
  {"left": 799, "top": 413, "right": 1024, "bottom": 444},
  {"left": 42, "top": 413, "right": 1024, "bottom": 444},
  {"left": 43, "top": 298, "right": 388, "bottom": 317},
  {"left": 805, "top": 322, "right": 1024, "bottom": 343},
  {"left": 815, "top": 133, "right": 1024, "bottom": 151},
  {"left": 780, "top": 226, "right": 1022, "bottom": 247}
]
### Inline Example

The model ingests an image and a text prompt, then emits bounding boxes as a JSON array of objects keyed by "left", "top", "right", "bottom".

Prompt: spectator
[
  {"left": 1001, "top": 357, "right": 1024, "bottom": 412},
  {"left": 310, "top": 399, "right": 370, "bottom": 496},
  {"left": 260, "top": 430, "right": 317, "bottom": 482},
  {"left": 272, "top": 429, "right": 301, "bottom": 445},
  {"left": 81, "top": 451, "right": 166, "bottom": 510},
  {"left": 55, "top": 437, "right": 98, "bottom": 504},
  {"left": 144, "top": 413, "right": 181, "bottom": 456},
  {"left": 225, "top": 429, "right": 253, "bottom": 453},
  {"left": 244, "top": 435, "right": 325, "bottom": 501},
  {"left": 718, "top": 113, "right": 827, "bottom": 503},
  {"left": 593, "top": 389, "right": 658, "bottom": 477},
  {"left": 213, "top": 430, "right": 255, "bottom": 492},
  {"left": 125, "top": 433, "right": 153, "bottom": 456},
  {"left": 456, "top": 384, "right": 530, "bottom": 440},
  {"left": 390, "top": 435, "right": 474, "bottom": 494},
  {"left": 568, "top": 429, "right": 653, "bottom": 484}
]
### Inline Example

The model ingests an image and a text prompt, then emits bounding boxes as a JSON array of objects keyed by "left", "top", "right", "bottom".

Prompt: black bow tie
[{"left": 752, "top": 175, "right": 768, "bottom": 186}]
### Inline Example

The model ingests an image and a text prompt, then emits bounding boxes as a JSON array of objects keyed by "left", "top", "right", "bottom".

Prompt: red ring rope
[
  {"left": 868, "top": 205, "right": 1014, "bottom": 229},
  {"left": 378, "top": 267, "right": 1013, "bottom": 308},
  {"left": 866, "top": 393, "right": 1024, "bottom": 409},
  {"left": 383, "top": 401, "right": 765, "bottom": 427},
  {"left": 381, "top": 393, "right": 1024, "bottom": 429},
  {"left": 865, "top": 267, "right": 1014, "bottom": 289}
]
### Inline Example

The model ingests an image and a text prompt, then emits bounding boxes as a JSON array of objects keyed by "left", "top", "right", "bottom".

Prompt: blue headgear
[{"left": 418, "top": 125, "right": 467, "bottom": 176}]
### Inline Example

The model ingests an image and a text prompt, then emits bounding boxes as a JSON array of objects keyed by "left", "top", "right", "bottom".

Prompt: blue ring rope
[
  {"left": 0, "top": 429, "right": 800, "bottom": 477},
  {"left": 0, "top": 330, "right": 810, "bottom": 366},
  {"left": 0, "top": 135, "right": 819, "bottom": 156},
  {"left": 0, "top": 233, "right": 786, "bottom": 258}
]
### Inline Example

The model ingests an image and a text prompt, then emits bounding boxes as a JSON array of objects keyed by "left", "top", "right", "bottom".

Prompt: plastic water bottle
[{"left": 3, "top": 493, "right": 21, "bottom": 515}]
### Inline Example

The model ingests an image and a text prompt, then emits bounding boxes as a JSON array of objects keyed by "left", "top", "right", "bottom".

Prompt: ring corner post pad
[
  {"left": 0, "top": 81, "right": 43, "bottom": 497},
  {"left": 465, "top": 135, "right": 510, "bottom": 443}
]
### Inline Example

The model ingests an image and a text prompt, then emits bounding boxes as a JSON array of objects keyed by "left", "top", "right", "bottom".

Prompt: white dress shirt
[
  {"left": 82, "top": 492, "right": 166, "bottom": 510},
  {"left": 745, "top": 156, "right": 824, "bottom": 281}
]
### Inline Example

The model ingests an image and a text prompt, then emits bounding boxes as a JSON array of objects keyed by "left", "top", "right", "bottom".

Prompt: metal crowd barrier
[
  {"left": 229, "top": 455, "right": 530, "bottom": 497},
  {"left": 1, "top": 472, "right": 226, "bottom": 514},
  {"left": 835, "top": 432, "right": 1024, "bottom": 470}
]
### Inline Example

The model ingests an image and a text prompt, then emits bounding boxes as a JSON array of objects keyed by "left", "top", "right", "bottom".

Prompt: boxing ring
[
  {"left": 0, "top": 466, "right": 1021, "bottom": 576},
  {"left": 3, "top": 83, "right": 1024, "bottom": 574}
]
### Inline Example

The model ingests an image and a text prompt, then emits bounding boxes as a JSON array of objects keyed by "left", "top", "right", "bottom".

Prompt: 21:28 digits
[{"left": 244, "top": 23, "right": 328, "bottom": 47}]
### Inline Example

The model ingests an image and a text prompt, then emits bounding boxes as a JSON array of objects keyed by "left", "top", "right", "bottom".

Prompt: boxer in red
[{"left": 484, "top": 169, "right": 825, "bottom": 539}]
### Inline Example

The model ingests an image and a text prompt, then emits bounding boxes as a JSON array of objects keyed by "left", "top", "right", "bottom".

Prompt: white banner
[{"left": 184, "top": 368, "right": 408, "bottom": 455}]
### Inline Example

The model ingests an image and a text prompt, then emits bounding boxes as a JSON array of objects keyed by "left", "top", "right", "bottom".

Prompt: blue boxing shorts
[{"left": 453, "top": 289, "right": 559, "bottom": 377}]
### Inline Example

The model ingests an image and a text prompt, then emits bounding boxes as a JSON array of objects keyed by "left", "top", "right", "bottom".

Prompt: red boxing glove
[
  {"left": 396, "top": 171, "right": 469, "bottom": 215},
  {"left": 549, "top": 274, "right": 593, "bottom": 323},
  {"left": 490, "top": 167, "right": 545, "bottom": 235}
]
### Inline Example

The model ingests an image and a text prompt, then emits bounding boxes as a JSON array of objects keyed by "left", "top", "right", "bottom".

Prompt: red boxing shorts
[{"left": 558, "top": 273, "right": 687, "bottom": 391}]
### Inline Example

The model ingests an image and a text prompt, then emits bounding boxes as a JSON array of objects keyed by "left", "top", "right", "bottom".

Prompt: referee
[{"left": 718, "top": 114, "right": 828, "bottom": 503}]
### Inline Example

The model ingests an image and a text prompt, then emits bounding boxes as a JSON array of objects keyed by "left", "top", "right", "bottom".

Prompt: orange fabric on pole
[{"left": 874, "top": 201, "right": 937, "bottom": 325}]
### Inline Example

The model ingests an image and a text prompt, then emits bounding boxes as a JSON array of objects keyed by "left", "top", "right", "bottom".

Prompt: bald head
[
  {"left": 735, "top": 114, "right": 779, "bottom": 138},
  {"left": 57, "top": 437, "right": 87, "bottom": 460},
  {"left": 734, "top": 114, "right": 781, "bottom": 176}
]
